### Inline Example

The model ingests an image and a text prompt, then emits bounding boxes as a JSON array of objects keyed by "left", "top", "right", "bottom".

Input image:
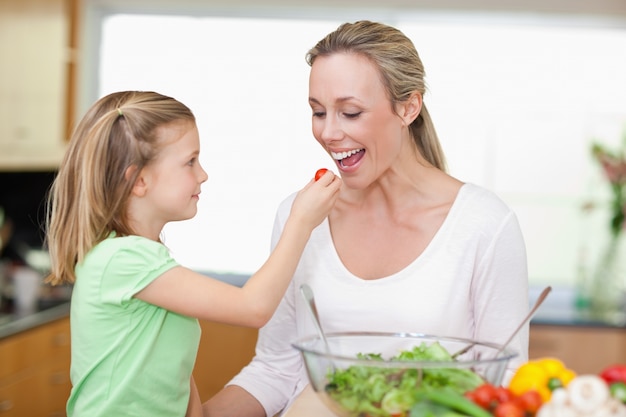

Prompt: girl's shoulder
[{"left": 89, "top": 234, "right": 168, "bottom": 261}]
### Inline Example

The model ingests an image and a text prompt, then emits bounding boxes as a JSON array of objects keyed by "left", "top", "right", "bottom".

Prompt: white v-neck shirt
[{"left": 228, "top": 183, "right": 529, "bottom": 416}]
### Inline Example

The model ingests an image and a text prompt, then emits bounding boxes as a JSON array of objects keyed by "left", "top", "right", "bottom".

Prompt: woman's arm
[
  {"left": 186, "top": 376, "right": 203, "bottom": 417},
  {"left": 203, "top": 386, "right": 265, "bottom": 417},
  {"left": 473, "top": 211, "right": 529, "bottom": 382}
]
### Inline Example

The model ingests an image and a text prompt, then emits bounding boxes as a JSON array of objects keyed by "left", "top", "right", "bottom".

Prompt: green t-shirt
[{"left": 66, "top": 234, "right": 201, "bottom": 417}]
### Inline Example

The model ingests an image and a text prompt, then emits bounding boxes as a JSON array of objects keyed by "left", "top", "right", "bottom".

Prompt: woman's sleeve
[
  {"left": 227, "top": 194, "right": 303, "bottom": 416},
  {"left": 472, "top": 210, "right": 529, "bottom": 384}
]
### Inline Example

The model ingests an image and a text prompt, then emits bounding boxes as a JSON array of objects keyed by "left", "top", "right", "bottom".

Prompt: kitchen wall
[
  {"left": 79, "top": 1, "right": 626, "bottom": 290},
  {"left": 2, "top": 0, "right": 626, "bottom": 290}
]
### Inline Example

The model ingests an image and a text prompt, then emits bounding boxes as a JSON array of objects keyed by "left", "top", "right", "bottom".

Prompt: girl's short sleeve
[{"left": 98, "top": 237, "right": 179, "bottom": 305}]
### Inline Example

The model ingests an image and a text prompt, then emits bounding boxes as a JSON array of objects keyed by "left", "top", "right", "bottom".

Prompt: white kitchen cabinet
[{"left": 0, "top": 0, "right": 70, "bottom": 171}]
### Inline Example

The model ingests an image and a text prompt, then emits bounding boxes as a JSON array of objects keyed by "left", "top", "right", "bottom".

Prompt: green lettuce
[{"left": 325, "top": 342, "right": 485, "bottom": 417}]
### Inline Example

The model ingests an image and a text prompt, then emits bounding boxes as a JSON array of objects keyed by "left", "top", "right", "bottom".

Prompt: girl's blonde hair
[
  {"left": 46, "top": 91, "right": 195, "bottom": 285},
  {"left": 306, "top": 20, "right": 446, "bottom": 171}
]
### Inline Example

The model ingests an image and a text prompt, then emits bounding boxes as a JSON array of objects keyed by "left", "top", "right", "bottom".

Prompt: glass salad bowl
[{"left": 292, "top": 332, "right": 517, "bottom": 417}]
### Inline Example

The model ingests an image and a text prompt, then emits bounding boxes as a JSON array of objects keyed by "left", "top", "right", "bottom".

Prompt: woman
[{"left": 204, "top": 20, "right": 529, "bottom": 417}]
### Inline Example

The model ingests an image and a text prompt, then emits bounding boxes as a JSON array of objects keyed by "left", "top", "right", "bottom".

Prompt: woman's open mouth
[{"left": 331, "top": 148, "right": 365, "bottom": 168}]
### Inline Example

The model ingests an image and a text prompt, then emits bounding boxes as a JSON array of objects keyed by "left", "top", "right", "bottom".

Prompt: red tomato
[
  {"left": 600, "top": 365, "right": 626, "bottom": 385},
  {"left": 472, "top": 384, "right": 499, "bottom": 410},
  {"left": 518, "top": 390, "right": 543, "bottom": 413},
  {"left": 314, "top": 168, "right": 329, "bottom": 181},
  {"left": 464, "top": 391, "right": 478, "bottom": 403},
  {"left": 494, "top": 386, "right": 515, "bottom": 404},
  {"left": 494, "top": 401, "right": 525, "bottom": 417}
]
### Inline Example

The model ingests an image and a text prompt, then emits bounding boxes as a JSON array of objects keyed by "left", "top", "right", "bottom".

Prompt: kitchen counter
[
  {"left": 0, "top": 299, "right": 70, "bottom": 339},
  {"left": 0, "top": 283, "right": 622, "bottom": 343},
  {"left": 0, "top": 270, "right": 248, "bottom": 340},
  {"left": 0, "top": 285, "right": 624, "bottom": 341},
  {"left": 529, "top": 285, "right": 626, "bottom": 328}
]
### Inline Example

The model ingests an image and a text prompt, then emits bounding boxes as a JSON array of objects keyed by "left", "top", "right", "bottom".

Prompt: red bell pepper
[
  {"left": 600, "top": 364, "right": 626, "bottom": 385},
  {"left": 600, "top": 365, "right": 626, "bottom": 404}
]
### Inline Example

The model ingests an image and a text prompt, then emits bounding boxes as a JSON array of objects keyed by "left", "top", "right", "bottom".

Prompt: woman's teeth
[{"left": 331, "top": 149, "right": 364, "bottom": 161}]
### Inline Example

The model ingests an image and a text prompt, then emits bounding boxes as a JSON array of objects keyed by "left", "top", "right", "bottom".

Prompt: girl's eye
[{"left": 187, "top": 158, "right": 196, "bottom": 166}]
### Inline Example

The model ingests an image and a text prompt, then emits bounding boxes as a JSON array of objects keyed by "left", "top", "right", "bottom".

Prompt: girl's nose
[{"left": 198, "top": 164, "right": 208, "bottom": 183}]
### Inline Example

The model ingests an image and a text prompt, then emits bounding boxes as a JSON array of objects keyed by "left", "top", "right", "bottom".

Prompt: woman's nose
[{"left": 319, "top": 115, "right": 343, "bottom": 143}]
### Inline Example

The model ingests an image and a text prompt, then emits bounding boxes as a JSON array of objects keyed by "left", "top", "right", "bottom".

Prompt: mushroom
[
  {"left": 536, "top": 375, "right": 626, "bottom": 417},
  {"left": 536, "top": 402, "right": 578, "bottom": 417},
  {"left": 594, "top": 398, "right": 626, "bottom": 417},
  {"left": 567, "top": 375, "right": 611, "bottom": 414}
]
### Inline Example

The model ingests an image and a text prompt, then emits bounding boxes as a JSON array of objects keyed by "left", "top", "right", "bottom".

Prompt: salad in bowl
[{"left": 292, "top": 332, "right": 516, "bottom": 417}]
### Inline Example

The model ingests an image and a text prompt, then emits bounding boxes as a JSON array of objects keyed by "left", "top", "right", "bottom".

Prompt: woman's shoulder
[
  {"left": 449, "top": 183, "right": 521, "bottom": 237},
  {"left": 457, "top": 183, "right": 514, "bottom": 216}
]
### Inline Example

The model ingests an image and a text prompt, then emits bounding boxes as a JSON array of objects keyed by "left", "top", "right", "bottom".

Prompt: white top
[{"left": 228, "top": 183, "right": 529, "bottom": 416}]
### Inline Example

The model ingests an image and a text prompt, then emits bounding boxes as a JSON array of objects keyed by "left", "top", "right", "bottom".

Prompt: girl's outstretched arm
[{"left": 135, "top": 171, "right": 341, "bottom": 328}]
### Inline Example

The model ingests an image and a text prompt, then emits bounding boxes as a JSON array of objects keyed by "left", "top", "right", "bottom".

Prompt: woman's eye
[
  {"left": 344, "top": 112, "right": 362, "bottom": 119},
  {"left": 312, "top": 111, "right": 326, "bottom": 118}
]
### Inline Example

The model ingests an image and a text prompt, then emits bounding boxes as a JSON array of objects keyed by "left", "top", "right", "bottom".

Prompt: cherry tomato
[
  {"left": 314, "top": 168, "right": 329, "bottom": 181},
  {"left": 518, "top": 390, "right": 543, "bottom": 413},
  {"left": 494, "top": 401, "right": 525, "bottom": 417},
  {"left": 471, "top": 383, "right": 498, "bottom": 410},
  {"left": 494, "top": 386, "right": 515, "bottom": 404}
]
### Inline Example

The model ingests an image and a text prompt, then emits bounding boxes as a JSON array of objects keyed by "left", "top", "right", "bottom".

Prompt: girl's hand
[{"left": 290, "top": 170, "right": 341, "bottom": 230}]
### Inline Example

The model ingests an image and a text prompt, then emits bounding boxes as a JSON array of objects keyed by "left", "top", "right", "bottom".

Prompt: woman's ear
[
  {"left": 126, "top": 165, "right": 147, "bottom": 197},
  {"left": 399, "top": 92, "right": 423, "bottom": 126}
]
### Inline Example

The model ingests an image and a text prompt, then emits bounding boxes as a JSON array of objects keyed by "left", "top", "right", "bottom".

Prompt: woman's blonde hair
[
  {"left": 45, "top": 91, "right": 195, "bottom": 285},
  {"left": 306, "top": 20, "right": 446, "bottom": 171}
]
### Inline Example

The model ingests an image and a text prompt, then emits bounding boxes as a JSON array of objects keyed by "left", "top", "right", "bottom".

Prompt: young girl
[{"left": 45, "top": 90, "right": 341, "bottom": 417}]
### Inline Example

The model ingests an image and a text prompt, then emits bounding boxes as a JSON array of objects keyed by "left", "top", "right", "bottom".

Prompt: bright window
[{"left": 96, "top": 12, "right": 626, "bottom": 286}]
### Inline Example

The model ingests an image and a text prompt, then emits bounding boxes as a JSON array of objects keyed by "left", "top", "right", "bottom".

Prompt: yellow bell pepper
[{"left": 508, "top": 357, "right": 576, "bottom": 403}]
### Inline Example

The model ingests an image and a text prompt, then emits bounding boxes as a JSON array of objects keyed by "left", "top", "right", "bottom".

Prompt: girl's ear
[
  {"left": 399, "top": 92, "right": 423, "bottom": 126},
  {"left": 126, "top": 165, "right": 147, "bottom": 197}
]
